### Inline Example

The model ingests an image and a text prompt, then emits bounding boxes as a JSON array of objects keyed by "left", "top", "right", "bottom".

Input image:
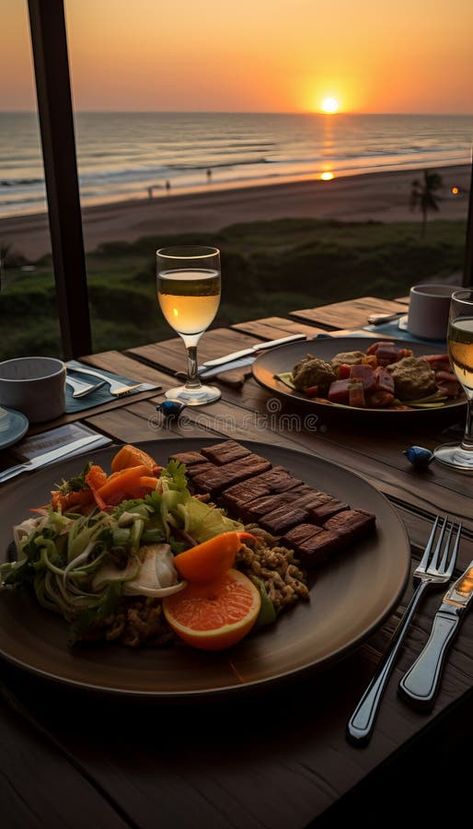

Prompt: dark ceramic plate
[
  {"left": 0, "top": 438, "right": 410, "bottom": 698},
  {"left": 252, "top": 336, "right": 464, "bottom": 416}
]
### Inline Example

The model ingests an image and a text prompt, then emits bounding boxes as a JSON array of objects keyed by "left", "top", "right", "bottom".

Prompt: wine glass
[
  {"left": 157, "top": 245, "right": 221, "bottom": 406},
  {"left": 435, "top": 289, "right": 473, "bottom": 470}
]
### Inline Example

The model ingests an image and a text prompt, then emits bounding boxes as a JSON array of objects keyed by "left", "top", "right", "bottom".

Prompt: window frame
[{"left": 28, "top": 0, "right": 91, "bottom": 358}]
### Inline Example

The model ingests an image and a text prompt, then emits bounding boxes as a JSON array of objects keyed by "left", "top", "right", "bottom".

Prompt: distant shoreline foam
[
  {"left": 0, "top": 155, "right": 469, "bottom": 221},
  {"left": 1, "top": 162, "right": 469, "bottom": 262}
]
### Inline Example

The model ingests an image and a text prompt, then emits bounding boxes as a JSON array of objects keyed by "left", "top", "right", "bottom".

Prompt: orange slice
[
  {"left": 173, "top": 531, "right": 254, "bottom": 583},
  {"left": 111, "top": 444, "right": 158, "bottom": 473},
  {"left": 163, "top": 569, "right": 261, "bottom": 650}
]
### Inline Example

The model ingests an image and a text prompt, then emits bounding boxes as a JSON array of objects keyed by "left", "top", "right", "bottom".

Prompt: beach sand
[{"left": 1, "top": 164, "right": 469, "bottom": 261}]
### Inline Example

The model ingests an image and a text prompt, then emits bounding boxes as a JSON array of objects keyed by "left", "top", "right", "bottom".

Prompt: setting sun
[{"left": 320, "top": 97, "right": 340, "bottom": 114}]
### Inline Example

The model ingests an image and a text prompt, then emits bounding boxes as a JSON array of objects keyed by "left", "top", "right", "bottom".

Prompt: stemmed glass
[
  {"left": 435, "top": 289, "right": 473, "bottom": 470},
  {"left": 156, "top": 245, "right": 221, "bottom": 406}
]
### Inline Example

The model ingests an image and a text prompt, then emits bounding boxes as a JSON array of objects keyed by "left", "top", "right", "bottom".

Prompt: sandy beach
[{"left": 1, "top": 164, "right": 469, "bottom": 261}]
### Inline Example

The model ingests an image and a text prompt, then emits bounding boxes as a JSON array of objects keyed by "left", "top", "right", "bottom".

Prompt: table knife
[
  {"left": 200, "top": 334, "right": 306, "bottom": 369},
  {"left": 399, "top": 559, "right": 473, "bottom": 706},
  {"left": 199, "top": 356, "right": 255, "bottom": 380},
  {"left": 0, "top": 434, "right": 105, "bottom": 484}
]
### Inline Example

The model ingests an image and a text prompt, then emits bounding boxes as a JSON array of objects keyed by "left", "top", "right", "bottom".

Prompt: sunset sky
[{"left": 2, "top": 0, "right": 473, "bottom": 114}]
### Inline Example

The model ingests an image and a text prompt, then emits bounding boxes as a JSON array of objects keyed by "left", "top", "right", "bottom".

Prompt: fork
[
  {"left": 346, "top": 516, "right": 461, "bottom": 745},
  {"left": 66, "top": 365, "right": 145, "bottom": 397},
  {"left": 367, "top": 311, "right": 405, "bottom": 325},
  {"left": 66, "top": 375, "right": 106, "bottom": 399}
]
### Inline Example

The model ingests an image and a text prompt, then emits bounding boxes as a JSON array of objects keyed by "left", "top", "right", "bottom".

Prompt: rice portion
[{"left": 237, "top": 526, "right": 309, "bottom": 611}]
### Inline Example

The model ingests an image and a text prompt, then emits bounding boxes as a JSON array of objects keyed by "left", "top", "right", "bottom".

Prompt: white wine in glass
[
  {"left": 435, "top": 289, "right": 473, "bottom": 470},
  {"left": 157, "top": 246, "right": 221, "bottom": 405}
]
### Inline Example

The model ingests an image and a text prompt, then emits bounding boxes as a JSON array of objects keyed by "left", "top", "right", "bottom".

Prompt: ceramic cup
[
  {"left": 0, "top": 357, "right": 66, "bottom": 423},
  {"left": 407, "top": 284, "right": 463, "bottom": 340}
]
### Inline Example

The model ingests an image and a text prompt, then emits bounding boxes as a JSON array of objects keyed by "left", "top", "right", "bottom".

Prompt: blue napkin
[
  {"left": 66, "top": 361, "right": 159, "bottom": 413},
  {"left": 362, "top": 318, "right": 446, "bottom": 345}
]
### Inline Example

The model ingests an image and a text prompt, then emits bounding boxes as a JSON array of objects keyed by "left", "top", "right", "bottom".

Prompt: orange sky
[{"left": 1, "top": 0, "right": 473, "bottom": 113}]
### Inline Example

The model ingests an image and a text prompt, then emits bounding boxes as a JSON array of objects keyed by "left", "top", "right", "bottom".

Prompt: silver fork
[
  {"left": 347, "top": 515, "right": 461, "bottom": 745},
  {"left": 66, "top": 365, "right": 145, "bottom": 397},
  {"left": 66, "top": 375, "right": 106, "bottom": 399}
]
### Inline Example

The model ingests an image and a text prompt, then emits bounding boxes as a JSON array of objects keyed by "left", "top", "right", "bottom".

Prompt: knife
[
  {"left": 399, "top": 559, "right": 473, "bottom": 706},
  {"left": 0, "top": 434, "right": 105, "bottom": 484},
  {"left": 199, "top": 356, "right": 256, "bottom": 380},
  {"left": 200, "top": 334, "right": 306, "bottom": 369}
]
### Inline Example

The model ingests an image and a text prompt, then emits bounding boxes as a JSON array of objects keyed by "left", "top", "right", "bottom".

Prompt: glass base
[
  {"left": 165, "top": 384, "right": 221, "bottom": 406},
  {"left": 434, "top": 442, "right": 473, "bottom": 472}
]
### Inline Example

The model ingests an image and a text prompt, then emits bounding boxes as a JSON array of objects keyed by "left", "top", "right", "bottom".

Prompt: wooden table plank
[
  {"left": 230, "top": 316, "right": 327, "bottom": 340},
  {"left": 128, "top": 328, "right": 264, "bottom": 376},
  {"left": 290, "top": 296, "right": 408, "bottom": 329},
  {"left": 0, "top": 689, "right": 130, "bottom": 829},
  {"left": 89, "top": 396, "right": 297, "bottom": 451}
]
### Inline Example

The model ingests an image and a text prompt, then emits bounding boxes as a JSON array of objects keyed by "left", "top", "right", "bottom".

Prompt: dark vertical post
[
  {"left": 463, "top": 156, "right": 473, "bottom": 286},
  {"left": 27, "top": 0, "right": 91, "bottom": 358}
]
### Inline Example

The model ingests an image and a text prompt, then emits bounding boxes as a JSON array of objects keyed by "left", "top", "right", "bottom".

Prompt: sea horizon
[
  {"left": 2, "top": 109, "right": 473, "bottom": 116},
  {"left": 1, "top": 111, "right": 471, "bottom": 219}
]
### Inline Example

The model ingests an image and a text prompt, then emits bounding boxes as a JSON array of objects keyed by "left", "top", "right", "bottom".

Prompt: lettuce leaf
[
  {"left": 160, "top": 459, "right": 188, "bottom": 493},
  {"left": 178, "top": 497, "right": 243, "bottom": 543}
]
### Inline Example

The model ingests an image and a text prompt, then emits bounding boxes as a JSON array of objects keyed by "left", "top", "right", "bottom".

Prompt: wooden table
[{"left": 2, "top": 296, "right": 472, "bottom": 829}]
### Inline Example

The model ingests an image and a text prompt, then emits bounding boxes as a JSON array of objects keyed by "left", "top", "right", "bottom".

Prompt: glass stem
[
  {"left": 461, "top": 394, "right": 473, "bottom": 451},
  {"left": 185, "top": 344, "right": 201, "bottom": 390}
]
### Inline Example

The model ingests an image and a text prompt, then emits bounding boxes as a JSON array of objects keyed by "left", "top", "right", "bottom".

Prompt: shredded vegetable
[{"left": 0, "top": 459, "right": 245, "bottom": 644}]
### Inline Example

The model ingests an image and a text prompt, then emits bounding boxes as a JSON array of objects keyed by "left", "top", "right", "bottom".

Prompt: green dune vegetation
[{"left": 0, "top": 217, "right": 466, "bottom": 360}]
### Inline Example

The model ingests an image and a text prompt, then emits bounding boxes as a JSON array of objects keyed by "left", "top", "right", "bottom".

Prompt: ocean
[{"left": 0, "top": 111, "right": 471, "bottom": 218}]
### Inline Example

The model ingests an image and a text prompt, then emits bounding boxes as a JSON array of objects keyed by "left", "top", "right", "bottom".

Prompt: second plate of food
[{"left": 252, "top": 336, "right": 464, "bottom": 417}]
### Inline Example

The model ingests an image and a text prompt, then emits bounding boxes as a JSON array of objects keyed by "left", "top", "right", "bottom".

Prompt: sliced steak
[
  {"left": 184, "top": 462, "right": 216, "bottom": 479},
  {"left": 310, "top": 500, "right": 349, "bottom": 523},
  {"left": 283, "top": 511, "right": 376, "bottom": 567},
  {"left": 221, "top": 466, "right": 301, "bottom": 509},
  {"left": 200, "top": 440, "right": 251, "bottom": 465},
  {"left": 296, "top": 489, "right": 334, "bottom": 509},
  {"left": 295, "top": 526, "right": 343, "bottom": 567},
  {"left": 323, "top": 509, "right": 376, "bottom": 542},
  {"left": 244, "top": 489, "right": 305, "bottom": 520},
  {"left": 191, "top": 453, "right": 272, "bottom": 494},
  {"left": 283, "top": 523, "right": 325, "bottom": 548},
  {"left": 260, "top": 505, "right": 309, "bottom": 535},
  {"left": 170, "top": 451, "right": 208, "bottom": 466}
]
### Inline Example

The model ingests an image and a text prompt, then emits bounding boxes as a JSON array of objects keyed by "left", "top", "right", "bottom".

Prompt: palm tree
[{"left": 409, "top": 170, "right": 443, "bottom": 236}]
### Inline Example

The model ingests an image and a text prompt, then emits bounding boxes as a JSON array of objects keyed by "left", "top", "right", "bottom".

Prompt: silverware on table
[
  {"left": 66, "top": 364, "right": 148, "bottom": 397},
  {"left": 399, "top": 558, "right": 473, "bottom": 707},
  {"left": 346, "top": 515, "right": 461, "bottom": 745},
  {"left": 0, "top": 434, "right": 105, "bottom": 484},
  {"left": 199, "top": 356, "right": 256, "bottom": 380},
  {"left": 66, "top": 375, "right": 106, "bottom": 398},
  {"left": 200, "top": 334, "right": 306, "bottom": 369},
  {"left": 367, "top": 311, "right": 405, "bottom": 325}
]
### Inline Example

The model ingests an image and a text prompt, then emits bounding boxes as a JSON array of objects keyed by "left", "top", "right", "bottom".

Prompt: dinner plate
[
  {"left": 252, "top": 336, "right": 464, "bottom": 417},
  {"left": 0, "top": 438, "right": 410, "bottom": 698},
  {"left": 0, "top": 407, "right": 29, "bottom": 450}
]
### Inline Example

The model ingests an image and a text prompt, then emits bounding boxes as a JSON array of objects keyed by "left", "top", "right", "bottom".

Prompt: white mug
[
  {"left": 407, "top": 284, "right": 463, "bottom": 340},
  {"left": 0, "top": 357, "right": 66, "bottom": 423}
]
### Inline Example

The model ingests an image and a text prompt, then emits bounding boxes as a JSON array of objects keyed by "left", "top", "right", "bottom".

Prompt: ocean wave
[
  {"left": 167, "top": 158, "right": 273, "bottom": 171},
  {"left": 0, "top": 178, "right": 44, "bottom": 187}
]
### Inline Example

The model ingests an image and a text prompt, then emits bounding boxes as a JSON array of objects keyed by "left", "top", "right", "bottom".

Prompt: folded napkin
[
  {"left": 66, "top": 361, "right": 161, "bottom": 413},
  {"left": 362, "top": 318, "right": 446, "bottom": 345}
]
